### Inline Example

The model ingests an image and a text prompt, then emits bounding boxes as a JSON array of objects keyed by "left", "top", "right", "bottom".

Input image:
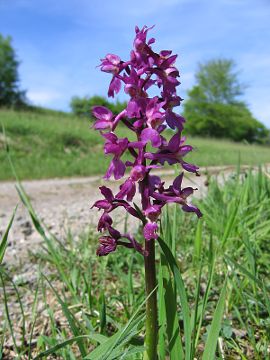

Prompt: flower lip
[
  {"left": 143, "top": 222, "right": 158, "bottom": 241},
  {"left": 130, "top": 165, "right": 147, "bottom": 181}
]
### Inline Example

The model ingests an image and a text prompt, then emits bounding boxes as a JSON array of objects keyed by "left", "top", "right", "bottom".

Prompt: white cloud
[{"left": 27, "top": 90, "right": 62, "bottom": 105}]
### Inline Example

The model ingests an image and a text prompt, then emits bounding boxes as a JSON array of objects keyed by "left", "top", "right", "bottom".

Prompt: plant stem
[{"left": 144, "top": 238, "right": 158, "bottom": 360}]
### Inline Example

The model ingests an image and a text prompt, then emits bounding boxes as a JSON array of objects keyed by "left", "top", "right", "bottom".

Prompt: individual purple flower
[
  {"left": 92, "top": 186, "right": 140, "bottom": 218},
  {"left": 100, "top": 54, "right": 121, "bottom": 74},
  {"left": 100, "top": 54, "right": 123, "bottom": 97},
  {"left": 145, "top": 97, "right": 165, "bottom": 129},
  {"left": 97, "top": 223, "right": 147, "bottom": 256},
  {"left": 116, "top": 179, "right": 136, "bottom": 201},
  {"left": 92, "top": 106, "right": 114, "bottom": 130},
  {"left": 151, "top": 173, "right": 202, "bottom": 217},
  {"left": 145, "top": 133, "right": 199, "bottom": 175},
  {"left": 92, "top": 25, "right": 202, "bottom": 256},
  {"left": 92, "top": 107, "right": 128, "bottom": 132},
  {"left": 97, "top": 236, "right": 117, "bottom": 256},
  {"left": 102, "top": 133, "right": 129, "bottom": 180}
]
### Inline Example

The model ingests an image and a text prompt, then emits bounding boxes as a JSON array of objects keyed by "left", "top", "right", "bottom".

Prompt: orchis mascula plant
[{"left": 92, "top": 25, "right": 201, "bottom": 360}]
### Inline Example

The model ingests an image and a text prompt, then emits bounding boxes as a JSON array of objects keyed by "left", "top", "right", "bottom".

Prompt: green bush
[
  {"left": 183, "top": 100, "right": 269, "bottom": 143},
  {"left": 70, "top": 95, "right": 126, "bottom": 117}
]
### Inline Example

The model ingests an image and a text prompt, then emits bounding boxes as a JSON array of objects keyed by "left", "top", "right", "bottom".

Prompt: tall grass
[{"left": 1, "top": 167, "right": 270, "bottom": 358}]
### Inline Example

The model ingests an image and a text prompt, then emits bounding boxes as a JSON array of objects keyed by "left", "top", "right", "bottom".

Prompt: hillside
[{"left": 0, "top": 109, "right": 269, "bottom": 180}]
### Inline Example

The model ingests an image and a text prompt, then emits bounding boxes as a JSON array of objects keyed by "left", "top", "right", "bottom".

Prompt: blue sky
[{"left": 1, "top": 0, "right": 270, "bottom": 127}]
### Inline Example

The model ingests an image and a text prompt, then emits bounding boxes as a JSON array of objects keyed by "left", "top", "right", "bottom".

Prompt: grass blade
[
  {"left": 33, "top": 335, "right": 94, "bottom": 359},
  {"left": 42, "top": 273, "right": 87, "bottom": 357},
  {"left": 0, "top": 206, "right": 17, "bottom": 265},
  {"left": 0, "top": 272, "right": 21, "bottom": 358},
  {"left": 202, "top": 279, "right": 227, "bottom": 360}
]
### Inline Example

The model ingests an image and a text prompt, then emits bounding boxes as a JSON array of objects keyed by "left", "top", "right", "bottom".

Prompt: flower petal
[
  {"left": 182, "top": 204, "right": 202, "bottom": 218},
  {"left": 168, "top": 133, "right": 181, "bottom": 152},
  {"left": 172, "top": 173, "right": 184, "bottom": 191},
  {"left": 108, "top": 76, "right": 121, "bottom": 97},
  {"left": 92, "top": 106, "right": 113, "bottom": 121},
  {"left": 182, "top": 162, "right": 199, "bottom": 174},
  {"left": 141, "top": 128, "right": 162, "bottom": 148},
  {"left": 113, "top": 158, "right": 126, "bottom": 180},
  {"left": 143, "top": 222, "right": 158, "bottom": 241},
  {"left": 99, "top": 186, "right": 114, "bottom": 201}
]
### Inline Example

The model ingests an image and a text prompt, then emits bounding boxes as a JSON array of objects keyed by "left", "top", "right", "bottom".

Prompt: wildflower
[{"left": 92, "top": 25, "right": 201, "bottom": 255}]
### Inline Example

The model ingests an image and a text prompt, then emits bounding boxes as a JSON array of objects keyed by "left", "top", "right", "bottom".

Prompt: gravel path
[{"left": 0, "top": 165, "right": 244, "bottom": 267}]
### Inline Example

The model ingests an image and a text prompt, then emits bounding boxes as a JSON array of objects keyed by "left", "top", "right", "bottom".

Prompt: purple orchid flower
[
  {"left": 92, "top": 107, "right": 128, "bottom": 132},
  {"left": 99, "top": 54, "right": 124, "bottom": 98},
  {"left": 145, "top": 133, "right": 199, "bottom": 175},
  {"left": 92, "top": 106, "right": 114, "bottom": 130},
  {"left": 97, "top": 236, "right": 117, "bottom": 256},
  {"left": 151, "top": 173, "right": 202, "bottom": 217},
  {"left": 97, "top": 227, "right": 147, "bottom": 256},
  {"left": 102, "top": 133, "right": 129, "bottom": 180},
  {"left": 92, "top": 25, "right": 202, "bottom": 256},
  {"left": 92, "top": 186, "right": 140, "bottom": 218}
]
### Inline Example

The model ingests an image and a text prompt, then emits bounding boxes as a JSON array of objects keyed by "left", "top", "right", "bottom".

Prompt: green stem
[{"left": 144, "top": 238, "right": 158, "bottom": 360}]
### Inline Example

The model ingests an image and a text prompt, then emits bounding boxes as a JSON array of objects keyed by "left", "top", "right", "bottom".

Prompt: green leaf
[
  {"left": 160, "top": 216, "right": 184, "bottom": 360},
  {"left": 157, "top": 236, "right": 191, "bottom": 360},
  {"left": 34, "top": 335, "right": 91, "bottom": 359},
  {"left": 84, "top": 286, "right": 157, "bottom": 360},
  {"left": 158, "top": 265, "right": 166, "bottom": 360},
  {"left": 99, "top": 292, "right": 106, "bottom": 334},
  {"left": 202, "top": 279, "right": 227, "bottom": 360}
]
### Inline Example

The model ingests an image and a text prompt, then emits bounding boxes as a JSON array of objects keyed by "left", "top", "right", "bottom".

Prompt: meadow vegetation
[
  {"left": 0, "top": 108, "right": 269, "bottom": 181},
  {"left": 1, "top": 167, "right": 270, "bottom": 358}
]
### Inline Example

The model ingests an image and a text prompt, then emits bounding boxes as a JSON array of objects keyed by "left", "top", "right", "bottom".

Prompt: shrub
[{"left": 70, "top": 95, "right": 126, "bottom": 117}]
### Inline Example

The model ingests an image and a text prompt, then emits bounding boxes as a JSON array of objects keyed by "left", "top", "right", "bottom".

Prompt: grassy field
[
  {"left": 1, "top": 169, "right": 270, "bottom": 358},
  {"left": 0, "top": 108, "right": 269, "bottom": 181}
]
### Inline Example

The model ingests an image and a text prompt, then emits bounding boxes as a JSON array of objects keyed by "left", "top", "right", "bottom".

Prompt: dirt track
[{"left": 0, "top": 165, "right": 249, "bottom": 266}]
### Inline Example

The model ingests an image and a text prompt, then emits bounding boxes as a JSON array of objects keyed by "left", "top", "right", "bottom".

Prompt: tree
[
  {"left": 183, "top": 58, "right": 268, "bottom": 142},
  {"left": 191, "top": 58, "right": 245, "bottom": 105},
  {"left": 0, "top": 34, "right": 26, "bottom": 107}
]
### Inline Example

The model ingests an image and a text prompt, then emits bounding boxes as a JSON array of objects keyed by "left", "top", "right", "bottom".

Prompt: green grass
[
  {"left": 0, "top": 108, "right": 269, "bottom": 181},
  {"left": 1, "top": 168, "right": 270, "bottom": 358}
]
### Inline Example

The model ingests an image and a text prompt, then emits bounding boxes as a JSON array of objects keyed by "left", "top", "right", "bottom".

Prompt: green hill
[{"left": 0, "top": 108, "right": 269, "bottom": 180}]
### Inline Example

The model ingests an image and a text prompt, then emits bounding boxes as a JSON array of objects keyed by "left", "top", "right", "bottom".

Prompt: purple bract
[{"left": 92, "top": 25, "right": 202, "bottom": 256}]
